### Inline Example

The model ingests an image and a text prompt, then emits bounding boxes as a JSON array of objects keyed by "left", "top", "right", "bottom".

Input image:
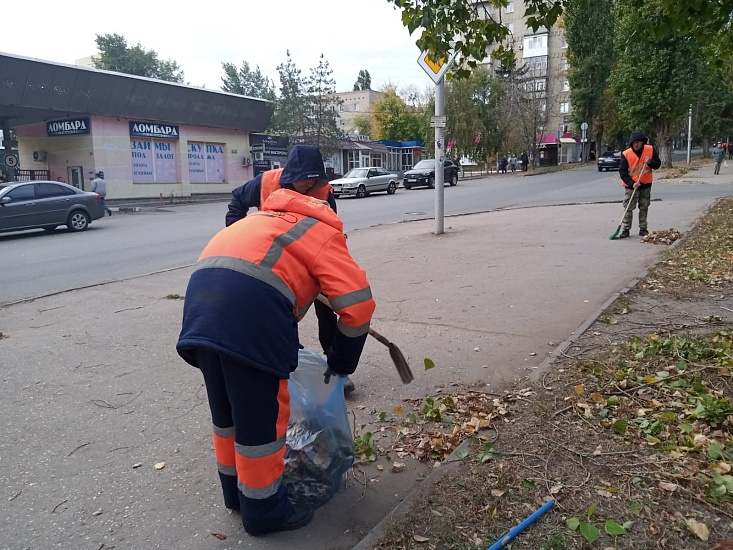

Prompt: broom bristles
[
  {"left": 609, "top": 225, "right": 621, "bottom": 240},
  {"left": 389, "top": 343, "right": 414, "bottom": 384}
]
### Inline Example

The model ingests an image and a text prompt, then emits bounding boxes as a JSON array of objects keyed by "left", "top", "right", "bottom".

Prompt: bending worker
[
  {"left": 177, "top": 144, "right": 375, "bottom": 535},
  {"left": 226, "top": 153, "right": 357, "bottom": 394}
]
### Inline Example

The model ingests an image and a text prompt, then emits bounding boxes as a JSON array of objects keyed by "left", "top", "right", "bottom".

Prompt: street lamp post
[{"left": 687, "top": 106, "right": 692, "bottom": 165}]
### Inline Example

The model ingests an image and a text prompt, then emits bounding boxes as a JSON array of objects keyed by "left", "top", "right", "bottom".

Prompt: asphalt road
[{"left": 1, "top": 160, "right": 729, "bottom": 306}]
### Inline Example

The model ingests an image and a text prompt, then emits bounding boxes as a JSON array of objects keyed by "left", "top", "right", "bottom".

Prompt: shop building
[{"left": 0, "top": 52, "right": 273, "bottom": 198}]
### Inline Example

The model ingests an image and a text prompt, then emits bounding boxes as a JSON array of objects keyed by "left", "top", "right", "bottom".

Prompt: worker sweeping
[
  {"left": 176, "top": 144, "right": 376, "bottom": 536},
  {"left": 616, "top": 131, "right": 661, "bottom": 238}
]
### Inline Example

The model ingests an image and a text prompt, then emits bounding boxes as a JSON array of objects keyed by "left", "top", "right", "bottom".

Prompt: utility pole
[
  {"left": 687, "top": 106, "right": 692, "bottom": 165},
  {"left": 434, "top": 78, "right": 445, "bottom": 235}
]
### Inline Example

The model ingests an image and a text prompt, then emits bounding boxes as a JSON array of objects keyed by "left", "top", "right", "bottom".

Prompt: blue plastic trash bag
[{"left": 284, "top": 349, "right": 355, "bottom": 508}]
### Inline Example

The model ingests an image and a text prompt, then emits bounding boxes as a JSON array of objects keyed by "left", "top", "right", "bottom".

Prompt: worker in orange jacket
[
  {"left": 226, "top": 158, "right": 357, "bottom": 395},
  {"left": 617, "top": 130, "right": 661, "bottom": 238},
  {"left": 177, "top": 144, "right": 375, "bottom": 535}
]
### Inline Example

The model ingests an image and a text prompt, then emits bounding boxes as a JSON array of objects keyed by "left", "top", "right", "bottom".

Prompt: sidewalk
[{"left": 1, "top": 178, "right": 730, "bottom": 549}]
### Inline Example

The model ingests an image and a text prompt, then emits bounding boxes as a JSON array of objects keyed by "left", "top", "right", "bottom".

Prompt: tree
[
  {"left": 93, "top": 34, "right": 184, "bottom": 83},
  {"left": 387, "top": 0, "right": 579, "bottom": 78},
  {"left": 269, "top": 51, "right": 309, "bottom": 138},
  {"left": 352, "top": 114, "right": 373, "bottom": 137},
  {"left": 370, "top": 87, "right": 426, "bottom": 142},
  {"left": 564, "top": 0, "right": 615, "bottom": 161},
  {"left": 353, "top": 70, "right": 372, "bottom": 91},
  {"left": 610, "top": 0, "right": 705, "bottom": 167},
  {"left": 220, "top": 61, "right": 276, "bottom": 100},
  {"left": 306, "top": 54, "right": 342, "bottom": 155},
  {"left": 445, "top": 67, "right": 505, "bottom": 165}
]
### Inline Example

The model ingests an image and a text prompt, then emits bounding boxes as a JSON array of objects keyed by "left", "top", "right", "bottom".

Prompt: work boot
[
  {"left": 343, "top": 376, "right": 356, "bottom": 395},
  {"left": 639, "top": 228, "right": 649, "bottom": 237},
  {"left": 279, "top": 504, "right": 314, "bottom": 532},
  {"left": 619, "top": 229, "right": 630, "bottom": 239}
]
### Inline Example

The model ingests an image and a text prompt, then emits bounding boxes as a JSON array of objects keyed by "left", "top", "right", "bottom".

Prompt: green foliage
[
  {"left": 387, "top": 0, "right": 575, "bottom": 79},
  {"left": 352, "top": 114, "right": 373, "bottom": 137},
  {"left": 353, "top": 69, "right": 372, "bottom": 91},
  {"left": 353, "top": 425, "right": 377, "bottom": 462},
  {"left": 370, "top": 87, "right": 427, "bottom": 141},
  {"left": 220, "top": 61, "right": 276, "bottom": 101},
  {"left": 94, "top": 33, "right": 184, "bottom": 83},
  {"left": 565, "top": 0, "right": 615, "bottom": 153},
  {"left": 269, "top": 50, "right": 308, "bottom": 137},
  {"left": 445, "top": 66, "right": 506, "bottom": 163},
  {"left": 305, "top": 54, "right": 342, "bottom": 155}
]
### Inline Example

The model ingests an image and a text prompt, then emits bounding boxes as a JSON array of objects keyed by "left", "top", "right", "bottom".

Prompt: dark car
[
  {"left": 403, "top": 159, "right": 460, "bottom": 189},
  {"left": 597, "top": 151, "right": 622, "bottom": 171},
  {"left": 0, "top": 180, "right": 105, "bottom": 233}
]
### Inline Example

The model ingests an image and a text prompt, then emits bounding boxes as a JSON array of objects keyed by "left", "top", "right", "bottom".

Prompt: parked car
[
  {"left": 597, "top": 151, "right": 622, "bottom": 171},
  {"left": 0, "top": 180, "right": 105, "bottom": 233},
  {"left": 403, "top": 159, "right": 459, "bottom": 189},
  {"left": 330, "top": 167, "right": 399, "bottom": 198}
]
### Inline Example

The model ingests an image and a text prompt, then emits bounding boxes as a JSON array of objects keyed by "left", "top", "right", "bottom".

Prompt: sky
[{"left": 1, "top": 0, "right": 433, "bottom": 96}]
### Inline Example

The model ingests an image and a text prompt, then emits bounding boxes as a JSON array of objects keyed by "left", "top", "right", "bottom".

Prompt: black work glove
[{"left": 323, "top": 367, "right": 335, "bottom": 384}]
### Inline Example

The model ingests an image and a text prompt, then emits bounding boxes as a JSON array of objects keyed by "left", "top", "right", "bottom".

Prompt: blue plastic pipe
[{"left": 487, "top": 499, "right": 555, "bottom": 550}]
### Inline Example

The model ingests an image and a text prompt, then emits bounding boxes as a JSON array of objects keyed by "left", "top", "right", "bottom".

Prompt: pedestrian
[
  {"left": 713, "top": 142, "right": 725, "bottom": 175},
  {"left": 177, "top": 144, "right": 376, "bottom": 536},
  {"left": 500, "top": 156, "right": 508, "bottom": 174},
  {"left": 617, "top": 131, "right": 661, "bottom": 238},
  {"left": 226, "top": 147, "right": 355, "bottom": 395},
  {"left": 521, "top": 152, "right": 529, "bottom": 171},
  {"left": 91, "top": 171, "right": 112, "bottom": 216},
  {"left": 509, "top": 154, "right": 517, "bottom": 173}
]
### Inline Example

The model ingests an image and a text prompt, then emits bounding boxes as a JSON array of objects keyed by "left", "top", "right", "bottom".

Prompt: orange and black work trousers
[{"left": 196, "top": 349, "right": 292, "bottom": 535}]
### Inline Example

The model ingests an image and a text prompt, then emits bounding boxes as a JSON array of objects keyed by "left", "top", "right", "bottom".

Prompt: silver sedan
[
  {"left": 330, "top": 167, "right": 399, "bottom": 198},
  {"left": 0, "top": 180, "right": 106, "bottom": 233}
]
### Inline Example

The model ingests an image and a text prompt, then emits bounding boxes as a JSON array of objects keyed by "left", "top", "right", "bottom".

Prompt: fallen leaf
[
  {"left": 393, "top": 405, "right": 404, "bottom": 416},
  {"left": 596, "top": 489, "right": 613, "bottom": 498},
  {"left": 391, "top": 462, "right": 405, "bottom": 473},
  {"left": 92, "top": 510, "right": 103, "bottom": 516},
  {"left": 685, "top": 517, "right": 709, "bottom": 541},
  {"left": 575, "top": 384, "right": 586, "bottom": 395},
  {"left": 154, "top": 462, "right": 166, "bottom": 470},
  {"left": 132, "top": 463, "right": 142, "bottom": 469},
  {"left": 659, "top": 481, "right": 678, "bottom": 492},
  {"left": 591, "top": 393, "right": 605, "bottom": 403},
  {"left": 377, "top": 465, "right": 384, "bottom": 471},
  {"left": 491, "top": 489, "right": 505, "bottom": 497},
  {"left": 211, "top": 532, "right": 227, "bottom": 540},
  {"left": 413, "top": 534, "right": 429, "bottom": 543}
]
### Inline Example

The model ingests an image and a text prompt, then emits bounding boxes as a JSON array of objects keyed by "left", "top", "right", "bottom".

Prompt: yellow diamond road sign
[{"left": 417, "top": 49, "right": 457, "bottom": 84}]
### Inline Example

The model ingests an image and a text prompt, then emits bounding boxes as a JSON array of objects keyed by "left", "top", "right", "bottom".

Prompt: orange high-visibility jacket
[
  {"left": 622, "top": 145, "right": 654, "bottom": 187},
  {"left": 178, "top": 188, "right": 375, "bottom": 378}
]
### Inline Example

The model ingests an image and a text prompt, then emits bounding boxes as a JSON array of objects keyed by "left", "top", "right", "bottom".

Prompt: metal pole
[
  {"left": 434, "top": 77, "right": 445, "bottom": 235},
  {"left": 686, "top": 106, "right": 692, "bottom": 165}
]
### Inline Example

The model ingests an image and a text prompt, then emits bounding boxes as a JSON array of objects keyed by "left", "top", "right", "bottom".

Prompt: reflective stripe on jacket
[
  {"left": 177, "top": 189, "right": 375, "bottom": 378},
  {"left": 622, "top": 145, "right": 654, "bottom": 187}
]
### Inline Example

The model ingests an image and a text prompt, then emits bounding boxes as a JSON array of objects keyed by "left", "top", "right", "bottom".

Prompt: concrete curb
[{"left": 352, "top": 438, "right": 473, "bottom": 550}]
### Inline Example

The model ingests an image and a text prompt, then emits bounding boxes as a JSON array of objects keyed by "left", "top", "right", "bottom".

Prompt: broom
[
  {"left": 609, "top": 157, "right": 648, "bottom": 240},
  {"left": 316, "top": 294, "right": 414, "bottom": 384}
]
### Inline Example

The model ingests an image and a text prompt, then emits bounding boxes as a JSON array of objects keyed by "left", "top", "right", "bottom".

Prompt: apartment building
[
  {"left": 477, "top": 0, "right": 579, "bottom": 164},
  {"left": 328, "top": 89, "right": 384, "bottom": 133}
]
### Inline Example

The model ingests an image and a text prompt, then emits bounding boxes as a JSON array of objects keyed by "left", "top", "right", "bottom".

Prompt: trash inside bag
[{"left": 284, "top": 349, "right": 354, "bottom": 508}]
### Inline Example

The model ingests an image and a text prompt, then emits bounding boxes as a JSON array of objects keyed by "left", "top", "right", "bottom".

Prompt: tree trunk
[
  {"left": 655, "top": 119, "right": 673, "bottom": 168},
  {"left": 701, "top": 138, "right": 710, "bottom": 158}
]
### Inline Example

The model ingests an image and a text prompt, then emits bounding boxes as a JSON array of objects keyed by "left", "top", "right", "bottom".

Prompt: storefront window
[
  {"left": 131, "top": 139, "right": 178, "bottom": 183},
  {"left": 347, "top": 150, "right": 360, "bottom": 170},
  {"left": 188, "top": 142, "right": 226, "bottom": 183}
]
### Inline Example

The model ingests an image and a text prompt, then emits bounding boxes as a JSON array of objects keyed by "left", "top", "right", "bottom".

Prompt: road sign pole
[{"left": 434, "top": 77, "right": 445, "bottom": 235}]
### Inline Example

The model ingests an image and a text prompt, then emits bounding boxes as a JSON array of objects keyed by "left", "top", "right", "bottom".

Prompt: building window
[
  {"left": 562, "top": 80, "right": 570, "bottom": 92},
  {"left": 505, "top": 1, "right": 514, "bottom": 13},
  {"left": 560, "top": 101, "right": 570, "bottom": 114},
  {"left": 347, "top": 150, "right": 360, "bottom": 170},
  {"left": 562, "top": 57, "right": 569, "bottom": 71},
  {"left": 508, "top": 22, "right": 514, "bottom": 34},
  {"left": 131, "top": 138, "right": 179, "bottom": 183},
  {"left": 561, "top": 36, "right": 568, "bottom": 49},
  {"left": 187, "top": 142, "right": 226, "bottom": 183}
]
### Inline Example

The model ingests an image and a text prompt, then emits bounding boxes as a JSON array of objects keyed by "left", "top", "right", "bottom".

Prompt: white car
[{"left": 330, "top": 167, "right": 399, "bottom": 198}]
